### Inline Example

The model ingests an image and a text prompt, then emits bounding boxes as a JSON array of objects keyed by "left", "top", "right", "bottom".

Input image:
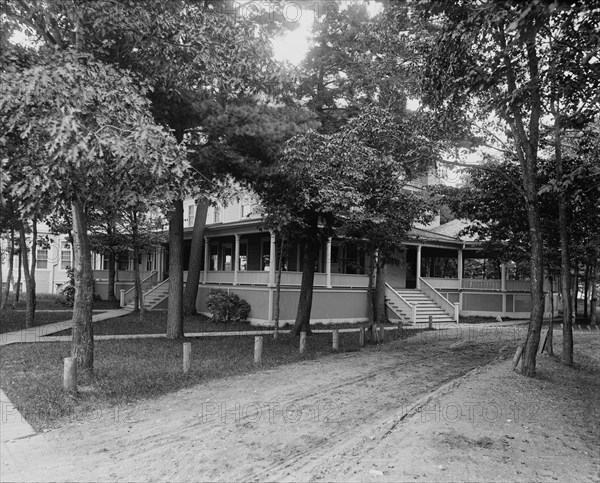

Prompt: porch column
[
  {"left": 416, "top": 245, "right": 422, "bottom": 289},
  {"left": 501, "top": 263, "right": 507, "bottom": 313},
  {"left": 203, "top": 236, "right": 209, "bottom": 284},
  {"left": 458, "top": 248, "right": 463, "bottom": 309},
  {"left": 234, "top": 234, "right": 240, "bottom": 286},
  {"left": 268, "top": 231, "right": 276, "bottom": 287},
  {"left": 326, "top": 237, "right": 332, "bottom": 288},
  {"left": 458, "top": 249, "right": 463, "bottom": 289}
]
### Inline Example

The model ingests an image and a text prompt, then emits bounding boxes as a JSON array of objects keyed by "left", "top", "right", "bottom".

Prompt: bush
[
  {"left": 206, "top": 289, "right": 251, "bottom": 322},
  {"left": 57, "top": 267, "right": 75, "bottom": 307},
  {"left": 58, "top": 266, "right": 99, "bottom": 307}
]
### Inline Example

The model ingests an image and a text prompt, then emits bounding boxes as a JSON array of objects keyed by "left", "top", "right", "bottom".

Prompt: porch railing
[
  {"left": 420, "top": 277, "right": 459, "bottom": 323},
  {"left": 506, "top": 280, "right": 530, "bottom": 291},
  {"left": 120, "top": 271, "right": 158, "bottom": 307},
  {"left": 385, "top": 283, "right": 416, "bottom": 325},
  {"left": 198, "top": 270, "right": 370, "bottom": 288},
  {"left": 93, "top": 270, "right": 154, "bottom": 281},
  {"left": 330, "top": 273, "right": 369, "bottom": 288},
  {"left": 142, "top": 278, "right": 170, "bottom": 306},
  {"left": 461, "top": 279, "right": 501, "bottom": 291},
  {"left": 422, "top": 277, "right": 460, "bottom": 290},
  {"left": 237, "top": 271, "right": 270, "bottom": 285}
]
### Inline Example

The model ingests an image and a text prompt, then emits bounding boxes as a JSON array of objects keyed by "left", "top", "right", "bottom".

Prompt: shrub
[
  {"left": 206, "top": 289, "right": 251, "bottom": 322},
  {"left": 57, "top": 267, "right": 75, "bottom": 307},
  {"left": 58, "top": 266, "right": 99, "bottom": 307}
]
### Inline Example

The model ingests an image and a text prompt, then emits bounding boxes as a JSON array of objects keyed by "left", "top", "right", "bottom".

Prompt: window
[
  {"left": 102, "top": 252, "right": 111, "bottom": 270},
  {"left": 213, "top": 205, "right": 222, "bottom": 223},
  {"left": 60, "top": 241, "right": 72, "bottom": 270},
  {"left": 117, "top": 252, "right": 130, "bottom": 271},
  {"left": 238, "top": 242, "right": 248, "bottom": 271},
  {"left": 240, "top": 196, "right": 253, "bottom": 218},
  {"left": 188, "top": 204, "right": 195, "bottom": 227},
  {"left": 146, "top": 252, "right": 154, "bottom": 271},
  {"left": 37, "top": 248, "right": 48, "bottom": 269},
  {"left": 210, "top": 244, "right": 219, "bottom": 271}
]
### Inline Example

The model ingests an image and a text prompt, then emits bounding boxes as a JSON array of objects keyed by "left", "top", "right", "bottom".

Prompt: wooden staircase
[
  {"left": 385, "top": 286, "right": 456, "bottom": 325},
  {"left": 123, "top": 279, "right": 169, "bottom": 311}
]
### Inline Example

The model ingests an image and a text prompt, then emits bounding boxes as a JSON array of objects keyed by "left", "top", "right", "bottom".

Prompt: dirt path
[{"left": 3, "top": 326, "right": 599, "bottom": 482}]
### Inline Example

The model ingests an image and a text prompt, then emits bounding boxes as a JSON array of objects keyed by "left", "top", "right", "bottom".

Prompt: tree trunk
[
  {"left": 571, "top": 269, "right": 578, "bottom": 324},
  {"left": 520, "top": 199, "right": 545, "bottom": 376},
  {"left": 366, "top": 248, "right": 375, "bottom": 327},
  {"left": 590, "top": 263, "right": 598, "bottom": 326},
  {"left": 374, "top": 260, "right": 386, "bottom": 324},
  {"left": 106, "top": 221, "right": 117, "bottom": 303},
  {"left": 132, "top": 211, "right": 144, "bottom": 316},
  {"left": 107, "top": 250, "right": 117, "bottom": 304},
  {"left": 583, "top": 264, "right": 590, "bottom": 321},
  {"left": 292, "top": 238, "right": 319, "bottom": 336},
  {"left": 71, "top": 198, "right": 95, "bottom": 375},
  {"left": 495, "top": 22, "right": 545, "bottom": 376},
  {"left": 183, "top": 201, "right": 209, "bottom": 315},
  {"left": 14, "top": 249, "right": 21, "bottom": 306},
  {"left": 166, "top": 199, "right": 184, "bottom": 339},
  {"left": 1, "top": 226, "right": 15, "bottom": 310},
  {"left": 19, "top": 222, "right": 35, "bottom": 328},
  {"left": 273, "top": 236, "right": 286, "bottom": 340},
  {"left": 547, "top": 276, "right": 554, "bottom": 356}
]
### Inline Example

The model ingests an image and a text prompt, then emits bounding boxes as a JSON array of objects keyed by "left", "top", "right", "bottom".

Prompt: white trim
[{"left": 247, "top": 317, "right": 369, "bottom": 327}]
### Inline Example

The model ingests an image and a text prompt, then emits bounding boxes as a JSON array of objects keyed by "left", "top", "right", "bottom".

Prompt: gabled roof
[
  {"left": 407, "top": 219, "right": 481, "bottom": 247},
  {"left": 430, "top": 219, "right": 477, "bottom": 240}
]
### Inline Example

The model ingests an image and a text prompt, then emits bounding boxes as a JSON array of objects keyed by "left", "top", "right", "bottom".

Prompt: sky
[{"left": 272, "top": 1, "right": 384, "bottom": 65}]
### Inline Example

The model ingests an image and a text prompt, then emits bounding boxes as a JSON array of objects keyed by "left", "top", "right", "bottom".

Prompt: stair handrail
[
  {"left": 419, "top": 277, "right": 459, "bottom": 323},
  {"left": 140, "top": 271, "right": 159, "bottom": 297},
  {"left": 385, "top": 283, "right": 417, "bottom": 325},
  {"left": 142, "top": 277, "right": 170, "bottom": 305},
  {"left": 120, "top": 271, "right": 158, "bottom": 307}
]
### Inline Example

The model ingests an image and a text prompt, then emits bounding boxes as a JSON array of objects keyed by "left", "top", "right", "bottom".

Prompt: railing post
[
  {"left": 411, "top": 305, "right": 417, "bottom": 325},
  {"left": 120, "top": 289, "right": 125, "bottom": 307},
  {"left": 454, "top": 302, "right": 460, "bottom": 324},
  {"left": 416, "top": 246, "right": 422, "bottom": 289}
]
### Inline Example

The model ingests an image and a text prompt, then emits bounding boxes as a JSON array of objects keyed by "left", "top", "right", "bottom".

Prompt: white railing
[
  {"left": 237, "top": 271, "right": 269, "bottom": 285},
  {"left": 142, "top": 278, "right": 169, "bottom": 306},
  {"left": 198, "top": 270, "right": 369, "bottom": 288},
  {"left": 420, "top": 277, "right": 459, "bottom": 323},
  {"left": 205, "top": 271, "right": 236, "bottom": 284},
  {"left": 506, "top": 280, "right": 530, "bottom": 291},
  {"left": 385, "top": 283, "right": 417, "bottom": 325},
  {"left": 280, "top": 271, "right": 303, "bottom": 286},
  {"left": 461, "top": 279, "right": 502, "bottom": 291},
  {"left": 330, "top": 273, "right": 369, "bottom": 288},
  {"left": 422, "top": 277, "right": 460, "bottom": 290},
  {"left": 314, "top": 274, "right": 327, "bottom": 287},
  {"left": 93, "top": 269, "right": 154, "bottom": 281},
  {"left": 120, "top": 271, "right": 159, "bottom": 307}
]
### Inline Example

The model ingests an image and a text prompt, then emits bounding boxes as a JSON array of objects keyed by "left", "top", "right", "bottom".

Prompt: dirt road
[{"left": 3, "top": 325, "right": 599, "bottom": 482}]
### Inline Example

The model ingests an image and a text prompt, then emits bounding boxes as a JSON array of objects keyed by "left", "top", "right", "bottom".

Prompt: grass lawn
[
  {"left": 0, "top": 311, "right": 75, "bottom": 334},
  {"left": 0, "top": 329, "right": 415, "bottom": 431},
  {"left": 52, "top": 311, "right": 399, "bottom": 336},
  {"left": 0, "top": 295, "right": 119, "bottom": 334}
]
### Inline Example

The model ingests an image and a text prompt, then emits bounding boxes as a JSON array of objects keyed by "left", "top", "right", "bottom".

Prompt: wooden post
[
  {"left": 359, "top": 327, "right": 365, "bottom": 347},
  {"left": 254, "top": 336, "right": 263, "bottom": 364},
  {"left": 512, "top": 344, "right": 524, "bottom": 371},
  {"left": 428, "top": 315, "right": 433, "bottom": 330},
  {"left": 63, "top": 357, "right": 77, "bottom": 392},
  {"left": 332, "top": 329, "right": 339, "bottom": 351},
  {"left": 299, "top": 331, "right": 307, "bottom": 354},
  {"left": 183, "top": 342, "right": 192, "bottom": 374},
  {"left": 379, "top": 324, "right": 385, "bottom": 342}
]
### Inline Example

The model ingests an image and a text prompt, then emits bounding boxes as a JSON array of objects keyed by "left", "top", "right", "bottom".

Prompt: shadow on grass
[{"left": 0, "top": 329, "right": 417, "bottom": 431}]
